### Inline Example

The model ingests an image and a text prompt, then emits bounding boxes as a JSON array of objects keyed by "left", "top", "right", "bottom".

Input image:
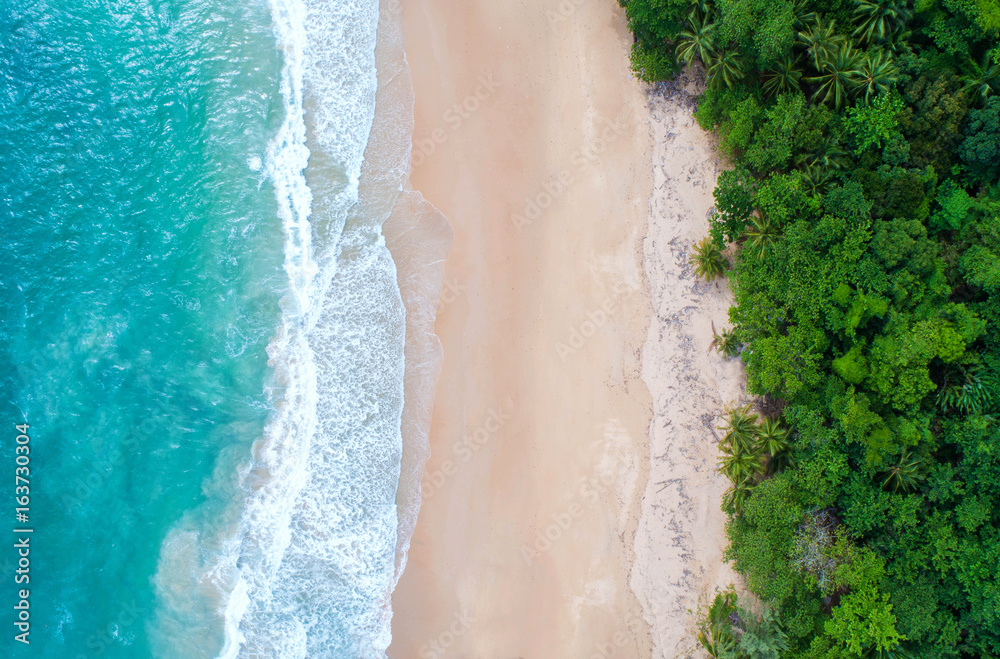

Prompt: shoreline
[{"left": 390, "top": 3, "right": 744, "bottom": 656}]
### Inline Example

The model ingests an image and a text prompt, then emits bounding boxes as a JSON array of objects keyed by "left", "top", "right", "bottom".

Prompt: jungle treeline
[{"left": 620, "top": 0, "right": 1000, "bottom": 656}]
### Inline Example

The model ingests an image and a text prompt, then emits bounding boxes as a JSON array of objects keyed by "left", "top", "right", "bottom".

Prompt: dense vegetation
[{"left": 624, "top": 0, "right": 1000, "bottom": 656}]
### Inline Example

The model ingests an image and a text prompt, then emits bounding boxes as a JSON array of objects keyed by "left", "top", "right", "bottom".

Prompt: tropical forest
[{"left": 620, "top": 0, "right": 1000, "bottom": 656}]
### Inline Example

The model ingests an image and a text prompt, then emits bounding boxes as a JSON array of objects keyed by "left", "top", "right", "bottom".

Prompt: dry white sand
[{"left": 631, "top": 70, "right": 747, "bottom": 658}]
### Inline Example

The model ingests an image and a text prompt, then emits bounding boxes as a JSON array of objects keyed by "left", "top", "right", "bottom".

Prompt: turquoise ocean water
[{"left": 1, "top": 0, "right": 420, "bottom": 656}]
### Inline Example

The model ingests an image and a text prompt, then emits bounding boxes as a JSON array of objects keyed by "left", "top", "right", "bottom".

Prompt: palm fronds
[
  {"left": 690, "top": 237, "right": 729, "bottom": 281},
  {"left": 763, "top": 54, "right": 805, "bottom": 98},
  {"left": 709, "top": 321, "right": 741, "bottom": 358},
  {"left": 856, "top": 49, "right": 900, "bottom": 103},
  {"left": 807, "top": 44, "right": 863, "bottom": 110},
  {"left": 676, "top": 11, "right": 717, "bottom": 67},
  {"left": 853, "top": 0, "right": 912, "bottom": 47},
  {"left": 745, "top": 214, "right": 781, "bottom": 258},
  {"left": 880, "top": 450, "right": 923, "bottom": 492},
  {"left": 797, "top": 16, "right": 844, "bottom": 71},
  {"left": 708, "top": 48, "right": 747, "bottom": 90}
]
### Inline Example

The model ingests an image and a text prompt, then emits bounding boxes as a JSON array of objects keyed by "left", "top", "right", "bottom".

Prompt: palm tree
[
  {"left": 807, "top": 44, "right": 864, "bottom": 109},
  {"left": 962, "top": 51, "right": 1000, "bottom": 102},
  {"left": 745, "top": 214, "right": 781, "bottom": 258},
  {"left": 757, "top": 417, "right": 793, "bottom": 473},
  {"left": 698, "top": 589, "right": 739, "bottom": 657},
  {"left": 936, "top": 363, "right": 995, "bottom": 414},
  {"left": 797, "top": 17, "right": 844, "bottom": 71},
  {"left": 818, "top": 137, "right": 850, "bottom": 170},
  {"left": 708, "top": 48, "right": 746, "bottom": 90},
  {"left": 763, "top": 54, "right": 804, "bottom": 98},
  {"left": 719, "top": 404, "right": 760, "bottom": 455},
  {"left": 675, "top": 13, "right": 717, "bottom": 68},
  {"left": 853, "top": 0, "right": 912, "bottom": 47},
  {"left": 883, "top": 29, "right": 914, "bottom": 57},
  {"left": 718, "top": 449, "right": 766, "bottom": 483},
  {"left": 799, "top": 162, "right": 834, "bottom": 195},
  {"left": 792, "top": 0, "right": 818, "bottom": 30},
  {"left": 709, "top": 321, "right": 741, "bottom": 358},
  {"left": 690, "top": 238, "right": 728, "bottom": 280},
  {"left": 797, "top": 135, "right": 850, "bottom": 171},
  {"left": 722, "top": 477, "right": 756, "bottom": 515},
  {"left": 698, "top": 630, "right": 735, "bottom": 659},
  {"left": 881, "top": 450, "right": 922, "bottom": 492},
  {"left": 757, "top": 418, "right": 791, "bottom": 456},
  {"left": 688, "top": 0, "right": 715, "bottom": 22},
  {"left": 856, "top": 49, "right": 900, "bottom": 103}
]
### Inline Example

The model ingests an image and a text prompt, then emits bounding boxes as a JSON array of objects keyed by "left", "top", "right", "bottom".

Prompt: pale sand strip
[
  {"left": 631, "top": 73, "right": 746, "bottom": 658},
  {"left": 391, "top": 0, "right": 653, "bottom": 657}
]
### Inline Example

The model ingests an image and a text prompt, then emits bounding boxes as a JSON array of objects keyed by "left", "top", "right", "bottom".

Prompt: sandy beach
[
  {"left": 391, "top": 2, "right": 745, "bottom": 657},
  {"left": 631, "top": 74, "right": 746, "bottom": 658}
]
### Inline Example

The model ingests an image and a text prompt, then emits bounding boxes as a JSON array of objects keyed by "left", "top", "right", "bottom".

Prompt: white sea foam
[
  {"left": 151, "top": 0, "right": 450, "bottom": 655},
  {"left": 151, "top": 0, "right": 395, "bottom": 655}
]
